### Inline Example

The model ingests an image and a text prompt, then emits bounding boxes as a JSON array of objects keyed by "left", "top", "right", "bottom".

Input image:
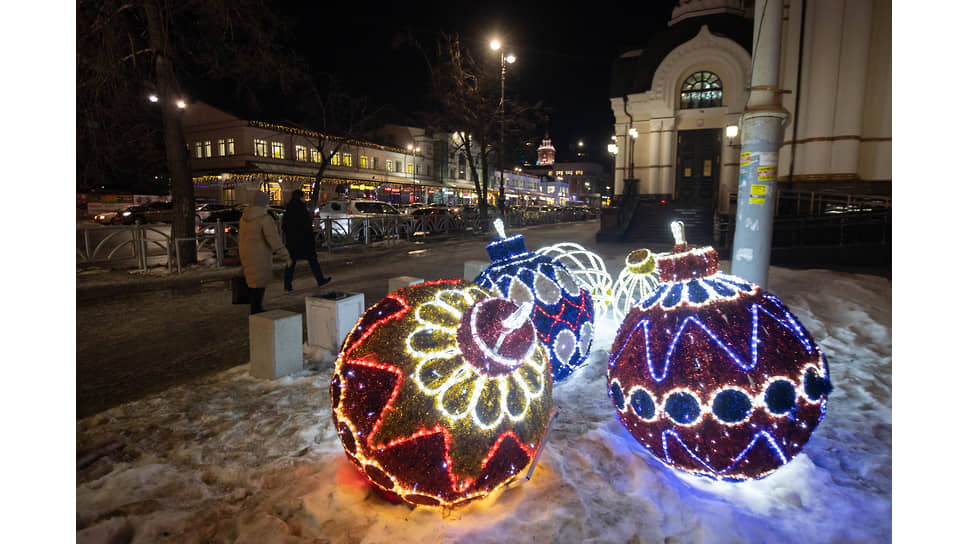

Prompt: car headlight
[{"left": 122, "top": 211, "right": 131, "bottom": 216}]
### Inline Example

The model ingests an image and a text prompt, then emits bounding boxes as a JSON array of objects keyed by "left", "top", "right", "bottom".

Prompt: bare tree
[
  {"left": 420, "top": 33, "right": 541, "bottom": 228},
  {"left": 279, "top": 79, "right": 387, "bottom": 207},
  {"left": 77, "top": 0, "right": 299, "bottom": 265}
]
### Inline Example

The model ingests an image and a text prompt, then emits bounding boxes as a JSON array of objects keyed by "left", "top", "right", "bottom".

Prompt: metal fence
[{"left": 77, "top": 210, "right": 597, "bottom": 273}]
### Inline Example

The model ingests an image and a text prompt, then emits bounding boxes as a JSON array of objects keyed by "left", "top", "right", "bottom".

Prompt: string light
[
  {"left": 331, "top": 280, "right": 553, "bottom": 507},
  {"left": 536, "top": 242, "right": 614, "bottom": 323}
]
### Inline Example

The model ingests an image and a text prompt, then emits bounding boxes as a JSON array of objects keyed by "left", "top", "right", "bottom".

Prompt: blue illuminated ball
[{"left": 475, "top": 233, "right": 595, "bottom": 381}]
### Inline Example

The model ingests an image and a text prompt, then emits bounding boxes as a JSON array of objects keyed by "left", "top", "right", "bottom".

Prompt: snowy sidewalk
[{"left": 76, "top": 266, "right": 891, "bottom": 543}]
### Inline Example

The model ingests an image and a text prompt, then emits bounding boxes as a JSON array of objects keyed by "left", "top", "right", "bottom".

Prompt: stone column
[
  {"left": 800, "top": 0, "right": 845, "bottom": 176},
  {"left": 830, "top": 0, "right": 872, "bottom": 176},
  {"left": 659, "top": 119, "right": 676, "bottom": 196},
  {"left": 647, "top": 121, "right": 662, "bottom": 194}
]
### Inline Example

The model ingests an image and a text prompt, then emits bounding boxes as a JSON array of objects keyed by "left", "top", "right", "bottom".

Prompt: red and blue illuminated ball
[
  {"left": 475, "top": 232, "right": 595, "bottom": 382},
  {"left": 607, "top": 244, "right": 832, "bottom": 481}
]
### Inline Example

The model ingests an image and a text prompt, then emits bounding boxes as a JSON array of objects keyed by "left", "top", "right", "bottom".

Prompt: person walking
[
  {"left": 239, "top": 191, "right": 290, "bottom": 314},
  {"left": 282, "top": 189, "right": 331, "bottom": 292}
]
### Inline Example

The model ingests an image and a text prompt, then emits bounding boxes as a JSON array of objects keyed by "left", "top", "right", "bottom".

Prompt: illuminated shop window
[
  {"left": 342, "top": 152, "right": 352, "bottom": 167},
  {"left": 407, "top": 163, "right": 413, "bottom": 174},
  {"left": 360, "top": 155, "right": 368, "bottom": 168},
  {"left": 271, "top": 141, "right": 285, "bottom": 159},
  {"left": 195, "top": 142, "right": 203, "bottom": 158},
  {"left": 295, "top": 145, "right": 307, "bottom": 161},
  {"left": 217, "top": 139, "right": 226, "bottom": 156},
  {"left": 204, "top": 141, "right": 212, "bottom": 158},
  {"left": 680, "top": 71, "right": 723, "bottom": 109},
  {"left": 331, "top": 153, "right": 340, "bottom": 166},
  {"left": 310, "top": 148, "right": 321, "bottom": 163},
  {"left": 386, "top": 159, "right": 393, "bottom": 172},
  {"left": 226, "top": 138, "right": 235, "bottom": 155},
  {"left": 254, "top": 139, "right": 268, "bottom": 157}
]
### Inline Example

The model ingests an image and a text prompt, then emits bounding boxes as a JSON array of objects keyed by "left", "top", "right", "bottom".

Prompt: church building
[{"left": 609, "top": 0, "right": 891, "bottom": 215}]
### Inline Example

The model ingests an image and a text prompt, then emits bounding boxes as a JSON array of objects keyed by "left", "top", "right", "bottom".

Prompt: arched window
[{"left": 680, "top": 71, "right": 723, "bottom": 109}]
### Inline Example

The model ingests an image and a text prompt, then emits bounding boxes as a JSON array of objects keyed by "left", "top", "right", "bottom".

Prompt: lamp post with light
[
  {"left": 490, "top": 38, "right": 515, "bottom": 215},
  {"left": 607, "top": 138, "right": 619, "bottom": 207},
  {"left": 407, "top": 143, "right": 421, "bottom": 203},
  {"left": 626, "top": 127, "right": 639, "bottom": 197}
]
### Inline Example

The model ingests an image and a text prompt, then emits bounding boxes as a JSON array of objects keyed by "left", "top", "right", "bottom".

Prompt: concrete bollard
[
  {"left": 249, "top": 310, "right": 303, "bottom": 379},
  {"left": 305, "top": 292, "right": 365, "bottom": 352},
  {"left": 388, "top": 275, "right": 424, "bottom": 294},
  {"left": 463, "top": 261, "right": 489, "bottom": 282}
]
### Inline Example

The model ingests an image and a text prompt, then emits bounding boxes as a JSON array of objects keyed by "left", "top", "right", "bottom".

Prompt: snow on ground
[{"left": 76, "top": 266, "right": 891, "bottom": 543}]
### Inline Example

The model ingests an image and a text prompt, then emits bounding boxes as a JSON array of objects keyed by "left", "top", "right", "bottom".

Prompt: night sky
[{"left": 274, "top": 1, "right": 677, "bottom": 164}]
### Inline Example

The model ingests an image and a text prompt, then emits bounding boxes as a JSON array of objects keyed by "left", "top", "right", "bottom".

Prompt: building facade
[
  {"left": 609, "top": 0, "right": 891, "bottom": 214},
  {"left": 182, "top": 102, "right": 598, "bottom": 208},
  {"left": 183, "top": 103, "right": 445, "bottom": 206}
]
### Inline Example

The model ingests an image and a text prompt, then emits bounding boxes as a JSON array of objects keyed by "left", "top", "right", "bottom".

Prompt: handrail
[{"left": 78, "top": 207, "right": 597, "bottom": 273}]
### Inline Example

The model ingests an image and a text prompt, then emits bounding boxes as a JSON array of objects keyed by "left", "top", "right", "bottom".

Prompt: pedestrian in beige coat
[{"left": 239, "top": 191, "right": 290, "bottom": 314}]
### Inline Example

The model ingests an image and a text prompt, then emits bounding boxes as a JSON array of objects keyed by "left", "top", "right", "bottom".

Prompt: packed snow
[{"left": 76, "top": 264, "right": 891, "bottom": 543}]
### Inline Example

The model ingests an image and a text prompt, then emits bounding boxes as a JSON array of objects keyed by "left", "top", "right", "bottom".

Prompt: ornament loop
[{"left": 670, "top": 221, "right": 686, "bottom": 246}]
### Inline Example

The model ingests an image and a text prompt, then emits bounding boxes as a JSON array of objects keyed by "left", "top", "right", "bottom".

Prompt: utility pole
[{"left": 730, "top": 0, "right": 788, "bottom": 288}]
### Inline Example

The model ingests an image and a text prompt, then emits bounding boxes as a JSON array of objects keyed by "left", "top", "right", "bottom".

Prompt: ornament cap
[
  {"left": 486, "top": 233, "right": 527, "bottom": 262},
  {"left": 626, "top": 249, "right": 657, "bottom": 274}
]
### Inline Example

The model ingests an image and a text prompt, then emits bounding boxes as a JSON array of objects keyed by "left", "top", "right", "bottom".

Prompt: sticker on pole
[
  {"left": 749, "top": 184, "right": 767, "bottom": 205},
  {"left": 757, "top": 165, "right": 776, "bottom": 182},
  {"left": 740, "top": 152, "right": 751, "bottom": 167}
]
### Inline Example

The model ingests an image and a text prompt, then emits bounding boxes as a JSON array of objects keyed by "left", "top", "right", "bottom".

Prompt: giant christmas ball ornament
[
  {"left": 331, "top": 279, "right": 554, "bottom": 507},
  {"left": 475, "top": 221, "right": 595, "bottom": 382},
  {"left": 536, "top": 242, "right": 614, "bottom": 323},
  {"left": 607, "top": 223, "right": 832, "bottom": 481}
]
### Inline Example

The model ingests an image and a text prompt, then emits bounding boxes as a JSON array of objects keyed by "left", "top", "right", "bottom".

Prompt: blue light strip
[
  {"left": 609, "top": 303, "right": 817, "bottom": 382},
  {"left": 660, "top": 428, "right": 788, "bottom": 477}
]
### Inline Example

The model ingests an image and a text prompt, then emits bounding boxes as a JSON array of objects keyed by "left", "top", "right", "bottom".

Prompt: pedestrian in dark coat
[{"left": 282, "top": 190, "right": 330, "bottom": 292}]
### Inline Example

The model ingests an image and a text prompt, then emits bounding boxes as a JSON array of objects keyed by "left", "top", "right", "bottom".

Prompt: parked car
[
  {"left": 408, "top": 207, "right": 465, "bottom": 235},
  {"left": 195, "top": 202, "right": 237, "bottom": 221},
  {"left": 398, "top": 202, "right": 428, "bottom": 215},
  {"left": 196, "top": 205, "right": 283, "bottom": 236},
  {"left": 315, "top": 199, "right": 407, "bottom": 242}
]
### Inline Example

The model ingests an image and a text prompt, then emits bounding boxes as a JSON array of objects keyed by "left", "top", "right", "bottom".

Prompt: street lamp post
[
  {"left": 626, "top": 127, "right": 639, "bottom": 198},
  {"left": 407, "top": 143, "right": 421, "bottom": 203},
  {"left": 490, "top": 39, "right": 515, "bottom": 215}
]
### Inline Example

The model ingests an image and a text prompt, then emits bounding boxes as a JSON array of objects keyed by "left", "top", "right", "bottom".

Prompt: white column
[
  {"left": 647, "top": 121, "right": 662, "bottom": 194},
  {"left": 720, "top": 131, "right": 740, "bottom": 213},
  {"left": 800, "top": 0, "right": 845, "bottom": 176},
  {"left": 830, "top": 0, "right": 872, "bottom": 176},
  {"left": 659, "top": 120, "right": 676, "bottom": 196}
]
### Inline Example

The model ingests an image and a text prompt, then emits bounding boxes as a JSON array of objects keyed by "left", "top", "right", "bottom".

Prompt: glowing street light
[
  {"left": 407, "top": 143, "right": 421, "bottom": 201},
  {"left": 491, "top": 36, "right": 516, "bottom": 212},
  {"left": 148, "top": 94, "right": 159, "bottom": 103},
  {"left": 176, "top": 100, "right": 187, "bottom": 109}
]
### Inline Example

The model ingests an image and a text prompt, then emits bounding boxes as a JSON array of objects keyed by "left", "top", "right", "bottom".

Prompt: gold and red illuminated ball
[{"left": 331, "top": 279, "right": 554, "bottom": 507}]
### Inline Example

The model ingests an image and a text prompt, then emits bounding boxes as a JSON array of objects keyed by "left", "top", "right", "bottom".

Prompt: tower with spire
[{"left": 536, "top": 117, "right": 556, "bottom": 167}]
